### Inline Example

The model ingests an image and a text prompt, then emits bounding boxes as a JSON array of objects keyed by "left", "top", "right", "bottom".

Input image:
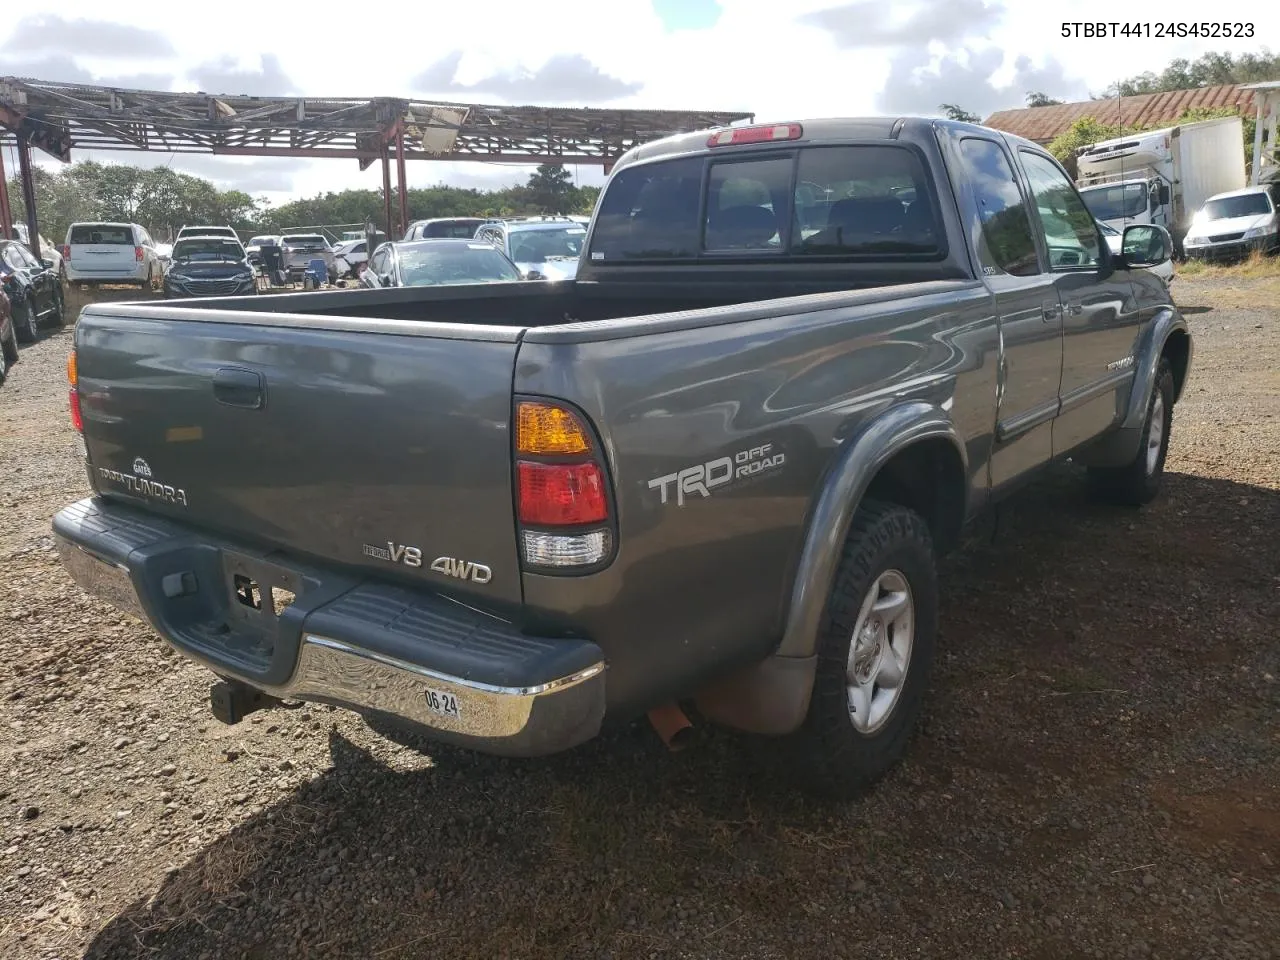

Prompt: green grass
[{"left": 1178, "top": 249, "right": 1280, "bottom": 280}]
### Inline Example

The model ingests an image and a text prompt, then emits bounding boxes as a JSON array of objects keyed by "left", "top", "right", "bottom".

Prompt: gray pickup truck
[{"left": 53, "top": 118, "right": 1190, "bottom": 798}]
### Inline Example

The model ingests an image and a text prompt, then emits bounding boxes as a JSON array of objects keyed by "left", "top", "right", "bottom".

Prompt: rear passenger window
[
  {"left": 705, "top": 158, "right": 790, "bottom": 251},
  {"left": 590, "top": 156, "right": 703, "bottom": 260},
  {"left": 958, "top": 139, "right": 1040, "bottom": 277},
  {"left": 792, "top": 147, "right": 939, "bottom": 255},
  {"left": 69, "top": 225, "right": 134, "bottom": 245}
]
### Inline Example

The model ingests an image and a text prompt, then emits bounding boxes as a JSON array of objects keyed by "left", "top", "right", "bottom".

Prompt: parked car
[
  {"left": 244, "top": 235, "right": 283, "bottom": 268},
  {"left": 1, "top": 237, "right": 64, "bottom": 342},
  {"left": 1183, "top": 185, "right": 1280, "bottom": 261},
  {"left": 332, "top": 239, "right": 369, "bottom": 278},
  {"left": 176, "top": 225, "right": 240, "bottom": 243},
  {"left": 163, "top": 236, "right": 258, "bottom": 299},
  {"left": 13, "top": 223, "right": 65, "bottom": 280},
  {"left": 359, "top": 239, "right": 524, "bottom": 288},
  {"left": 403, "top": 217, "right": 488, "bottom": 241},
  {"left": 62, "top": 222, "right": 160, "bottom": 289},
  {"left": 1098, "top": 221, "right": 1174, "bottom": 284},
  {"left": 0, "top": 285, "right": 15, "bottom": 386},
  {"left": 473, "top": 217, "right": 585, "bottom": 279},
  {"left": 53, "top": 117, "right": 1188, "bottom": 799},
  {"left": 280, "top": 234, "right": 336, "bottom": 283}
]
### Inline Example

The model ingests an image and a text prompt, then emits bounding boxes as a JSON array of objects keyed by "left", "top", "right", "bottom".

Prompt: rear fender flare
[
  {"left": 693, "top": 402, "right": 965, "bottom": 736},
  {"left": 776, "top": 401, "right": 966, "bottom": 660}
]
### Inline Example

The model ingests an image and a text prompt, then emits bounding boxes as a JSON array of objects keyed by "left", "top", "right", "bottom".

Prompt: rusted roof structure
[
  {"left": 0, "top": 74, "right": 751, "bottom": 253},
  {"left": 985, "top": 84, "right": 1260, "bottom": 144},
  {"left": 0, "top": 76, "right": 752, "bottom": 167}
]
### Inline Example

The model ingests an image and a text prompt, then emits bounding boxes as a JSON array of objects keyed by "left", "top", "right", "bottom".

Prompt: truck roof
[{"left": 611, "top": 117, "right": 1042, "bottom": 172}]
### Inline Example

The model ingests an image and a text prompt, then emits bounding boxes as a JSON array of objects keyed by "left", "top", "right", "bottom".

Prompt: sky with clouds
[{"left": 2, "top": 0, "right": 1276, "bottom": 205}]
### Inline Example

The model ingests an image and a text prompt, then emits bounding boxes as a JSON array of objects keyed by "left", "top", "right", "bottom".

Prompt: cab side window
[
  {"left": 957, "top": 138, "right": 1040, "bottom": 277},
  {"left": 1019, "top": 150, "right": 1102, "bottom": 270}
]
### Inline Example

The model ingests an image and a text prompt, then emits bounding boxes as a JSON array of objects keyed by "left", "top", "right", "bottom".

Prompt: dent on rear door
[{"left": 515, "top": 286, "right": 996, "bottom": 715}]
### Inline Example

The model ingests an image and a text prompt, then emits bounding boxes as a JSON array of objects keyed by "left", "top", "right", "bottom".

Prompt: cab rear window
[
  {"left": 588, "top": 145, "right": 941, "bottom": 262},
  {"left": 69, "top": 225, "right": 134, "bottom": 245}
]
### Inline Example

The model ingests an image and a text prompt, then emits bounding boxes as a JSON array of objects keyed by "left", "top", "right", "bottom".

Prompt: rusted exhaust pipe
[{"left": 647, "top": 702, "right": 694, "bottom": 751}]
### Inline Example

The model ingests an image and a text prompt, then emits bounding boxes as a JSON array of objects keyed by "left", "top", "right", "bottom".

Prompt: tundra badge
[{"left": 363, "top": 541, "right": 423, "bottom": 567}]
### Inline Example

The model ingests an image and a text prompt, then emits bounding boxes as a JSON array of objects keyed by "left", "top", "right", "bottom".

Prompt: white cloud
[{"left": 4, "top": 0, "right": 1277, "bottom": 203}]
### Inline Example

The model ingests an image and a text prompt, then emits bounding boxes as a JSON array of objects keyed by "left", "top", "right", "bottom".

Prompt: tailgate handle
[{"left": 212, "top": 367, "right": 264, "bottom": 409}]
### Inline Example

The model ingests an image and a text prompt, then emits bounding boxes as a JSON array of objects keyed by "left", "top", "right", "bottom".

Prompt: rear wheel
[
  {"left": 13, "top": 299, "right": 39, "bottom": 344},
  {"left": 788, "top": 499, "right": 939, "bottom": 800}
]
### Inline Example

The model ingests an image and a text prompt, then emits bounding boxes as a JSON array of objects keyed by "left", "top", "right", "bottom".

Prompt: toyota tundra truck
[{"left": 53, "top": 118, "right": 1190, "bottom": 798}]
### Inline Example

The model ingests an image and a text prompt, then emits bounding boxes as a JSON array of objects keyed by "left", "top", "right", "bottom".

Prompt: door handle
[
  {"left": 1042, "top": 302, "right": 1062, "bottom": 323},
  {"left": 1068, "top": 301, "right": 1084, "bottom": 316},
  {"left": 212, "top": 367, "right": 265, "bottom": 409}
]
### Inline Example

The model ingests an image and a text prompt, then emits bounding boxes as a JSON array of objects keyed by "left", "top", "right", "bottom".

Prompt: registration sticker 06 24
[{"left": 424, "top": 687, "right": 461, "bottom": 720}]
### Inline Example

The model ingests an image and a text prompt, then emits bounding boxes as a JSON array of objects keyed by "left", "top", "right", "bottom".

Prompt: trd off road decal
[{"left": 648, "top": 443, "right": 786, "bottom": 507}]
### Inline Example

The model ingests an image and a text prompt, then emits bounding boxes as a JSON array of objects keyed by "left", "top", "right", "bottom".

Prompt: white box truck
[{"left": 1076, "top": 116, "right": 1246, "bottom": 254}]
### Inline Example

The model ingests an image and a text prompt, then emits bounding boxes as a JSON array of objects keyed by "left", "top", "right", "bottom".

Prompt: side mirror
[
  {"left": 378, "top": 273, "right": 394, "bottom": 287},
  {"left": 1156, "top": 182, "right": 1171, "bottom": 206},
  {"left": 40, "top": 257, "right": 54, "bottom": 270},
  {"left": 1120, "top": 224, "right": 1171, "bottom": 267},
  {"left": 524, "top": 270, "right": 545, "bottom": 281}
]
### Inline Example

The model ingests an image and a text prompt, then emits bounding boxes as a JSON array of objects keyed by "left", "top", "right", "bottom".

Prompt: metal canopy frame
[{"left": 0, "top": 75, "right": 753, "bottom": 256}]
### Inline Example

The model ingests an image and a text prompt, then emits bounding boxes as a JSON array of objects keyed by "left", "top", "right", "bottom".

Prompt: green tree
[
  {"left": 1026, "top": 92, "right": 1064, "bottom": 108},
  {"left": 525, "top": 163, "right": 575, "bottom": 214},
  {"left": 940, "top": 104, "right": 982, "bottom": 123},
  {"left": 1099, "top": 48, "right": 1280, "bottom": 98},
  {"left": 1047, "top": 117, "right": 1123, "bottom": 178}
]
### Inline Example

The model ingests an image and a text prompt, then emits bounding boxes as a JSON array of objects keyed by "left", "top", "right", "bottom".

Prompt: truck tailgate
[{"left": 74, "top": 307, "right": 525, "bottom": 608}]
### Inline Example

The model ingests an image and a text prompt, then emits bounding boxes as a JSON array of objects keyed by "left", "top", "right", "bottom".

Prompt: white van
[{"left": 63, "top": 222, "right": 160, "bottom": 289}]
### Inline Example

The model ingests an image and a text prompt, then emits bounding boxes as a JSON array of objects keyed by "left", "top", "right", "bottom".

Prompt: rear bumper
[
  {"left": 66, "top": 263, "right": 149, "bottom": 283},
  {"left": 53, "top": 497, "right": 606, "bottom": 757}
]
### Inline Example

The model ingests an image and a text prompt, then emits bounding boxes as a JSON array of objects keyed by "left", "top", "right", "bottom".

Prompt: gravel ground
[{"left": 1, "top": 276, "right": 1277, "bottom": 959}]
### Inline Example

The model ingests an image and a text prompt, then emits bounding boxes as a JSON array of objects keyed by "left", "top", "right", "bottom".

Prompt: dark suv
[
  {"left": 0, "top": 238, "right": 64, "bottom": 342},
  {"left": 163, "top": 236, "right": 257, "bottom": 299}
]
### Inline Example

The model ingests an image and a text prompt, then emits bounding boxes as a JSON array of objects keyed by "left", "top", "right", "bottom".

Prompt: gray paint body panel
[{"left": 58, "top": 116, "right": 1191, "bottom": 741}]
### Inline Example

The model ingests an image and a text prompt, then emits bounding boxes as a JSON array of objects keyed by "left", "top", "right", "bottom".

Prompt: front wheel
[
  {"left": 13, "top": 299, "right": 39, "bottom": 344},
  {"left": 1088, "top": 358, "right": 1174, "bottom": 506},
  {"left": 788, "top": 499, "right": 939, "bottom": 800}
]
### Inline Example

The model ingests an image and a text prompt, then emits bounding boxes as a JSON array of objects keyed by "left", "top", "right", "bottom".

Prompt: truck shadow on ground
[{"left": 82, "top": 466, "right": 1280, "bottom": 959}]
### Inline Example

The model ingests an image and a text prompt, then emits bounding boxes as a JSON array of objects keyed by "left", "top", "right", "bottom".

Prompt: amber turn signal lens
[
  {"left": 66, "top": 350, "right": 77, "bottom": 387},
  {"left": 516, "top": 401, "right": 590, "bottom": 455}
]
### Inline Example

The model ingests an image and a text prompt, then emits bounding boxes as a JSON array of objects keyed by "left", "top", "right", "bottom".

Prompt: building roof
[
  {"left": 0, "top": 76, "right": 753, "bottom": 166},
  {"left": 984, "top": 84, "right": 1260, "bottom": 144}
]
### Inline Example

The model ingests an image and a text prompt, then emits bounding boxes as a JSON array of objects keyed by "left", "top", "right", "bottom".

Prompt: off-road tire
[
  {"left": 13, "top": 299, "right": 39, "bottom": 344},
  {"left": 789, "top": 499, "right": 939, "bottom": 800},
  {"left": 1088, "top": 358, "right": 1175, "bottom": 506}
]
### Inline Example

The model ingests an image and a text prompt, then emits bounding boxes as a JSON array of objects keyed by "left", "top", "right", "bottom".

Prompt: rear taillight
[
  {"left": 514, "top": 400, "right": 614, "bottom": 570},
  {"left": 67, "top": 350, "right": 82, "bottom": 433},
  {"left": 61, "top": 244, "right": 71, "bottom": 260},
  {"left": 134, "top": 246, "right": 144, "bottom": 261}
]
